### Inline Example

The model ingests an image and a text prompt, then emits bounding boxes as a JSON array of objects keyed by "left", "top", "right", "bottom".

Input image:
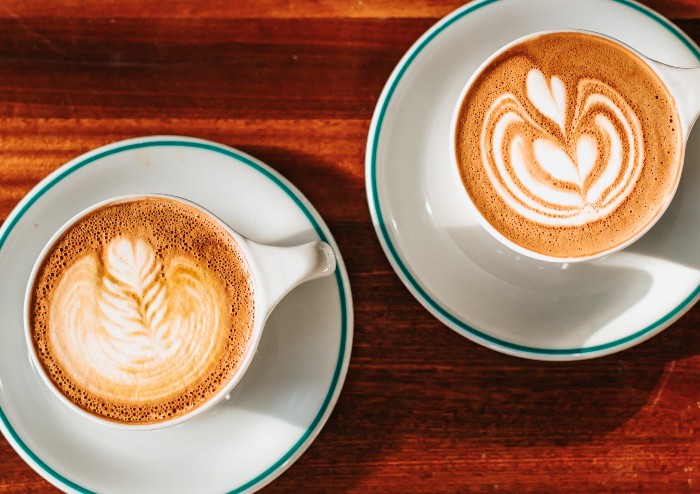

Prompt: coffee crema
[
  {"left": 454, "top": 32, "right": 682, "bottom": 258},
  {"left": 29, "top": 198, "right": 255, "bottom": 424}
]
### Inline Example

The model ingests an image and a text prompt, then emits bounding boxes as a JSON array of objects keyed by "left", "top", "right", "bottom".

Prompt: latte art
[
  {"left": 482, "top": 68, "right": 644, "bottom": 227},
  {"left": 454, "top": 32, "right": 682, "bottom": 259},
  {"left": 30, "top": 198, "right": 255, "bottom": 424},
  {"left": 50, "top": 237, "right": 227, "bottom": 404}
]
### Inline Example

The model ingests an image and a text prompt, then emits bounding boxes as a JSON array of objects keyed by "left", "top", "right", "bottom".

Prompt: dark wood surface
[{"left": 2, "top": 1, "right": 700, "bottom": 492}]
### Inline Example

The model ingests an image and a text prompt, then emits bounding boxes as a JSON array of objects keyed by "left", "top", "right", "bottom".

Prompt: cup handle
[
  {"left": 245, "top": 240, "right": 337, "bottom": 318},
  {"left": 649, "top": 62, "right": 700, "bottom": 139}
]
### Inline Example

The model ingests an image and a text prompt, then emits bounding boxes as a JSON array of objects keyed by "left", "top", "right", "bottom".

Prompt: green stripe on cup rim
[
  {"left": 366, "top": 0, "right": 700, "bottom": 357},
  {"left": 0, "top": 137, "right": 350, "bottom": 493}
]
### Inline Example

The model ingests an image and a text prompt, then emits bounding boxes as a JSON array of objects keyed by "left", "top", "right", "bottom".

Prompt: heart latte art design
[
  {"left": 481, "top": 68, "right": 644, "bottom": 226},
  {"left": 49, "top": 236, "right": 228, "bottom": 404}
]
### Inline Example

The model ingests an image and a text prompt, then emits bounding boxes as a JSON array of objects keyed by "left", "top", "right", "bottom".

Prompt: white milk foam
[
  {"left": 481, "top": 68, "right": 644, "bottom": 227},
  {"left": 48, "top": 236, "right": 228, "bottom": 404}
]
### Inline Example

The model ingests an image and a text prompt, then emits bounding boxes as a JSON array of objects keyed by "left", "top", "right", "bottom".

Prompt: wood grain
[
  {"left": 1, "top": 1, "right": 700, "bottom": 493},
  {"left": 1, "top": 0, "right": 699, "bottom": 19}
]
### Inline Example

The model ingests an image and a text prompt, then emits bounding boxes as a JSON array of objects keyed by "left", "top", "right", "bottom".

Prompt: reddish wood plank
[
  {"left": 0, "top": 0, "right": 698, "bottom": 20},
  {"left": 0, "top": 118, "right": 368, "bottom": 222},
  {"left": 0, "top": 18, "right": 431, "bottom": 120}
]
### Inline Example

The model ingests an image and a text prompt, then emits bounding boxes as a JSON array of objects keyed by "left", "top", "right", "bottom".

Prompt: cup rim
[
  {"left": 23, "top": 193, "right": 267, "bottom": 430},
  {"left": 449, "top": 28, "right": 686, "bottom": 263}
]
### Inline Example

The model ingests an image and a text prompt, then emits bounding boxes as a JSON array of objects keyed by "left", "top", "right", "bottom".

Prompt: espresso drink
[
  {"left": 454, "top": 32, "right": 682, "bottom": 258},
  {"left": 29, "top": 198, "right": 255, "bottom": 424}
]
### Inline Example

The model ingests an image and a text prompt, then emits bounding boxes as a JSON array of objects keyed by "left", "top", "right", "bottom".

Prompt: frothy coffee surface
[
  {"left": 454, "top": 32, "right": 682, "bottom": 258},
  {"left": 30, "top": 198, "right": 255, "bottom": 424}
]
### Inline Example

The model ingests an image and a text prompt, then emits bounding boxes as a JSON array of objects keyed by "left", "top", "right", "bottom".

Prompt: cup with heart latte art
[
  {"left": 24, "top": 194, "right": 336, "bottom": 429},
  {"left": 451, "top": 30, "right": 700, "bottom": 262}
]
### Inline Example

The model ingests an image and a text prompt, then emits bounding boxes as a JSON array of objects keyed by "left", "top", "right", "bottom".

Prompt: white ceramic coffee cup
[
  {"left": 450, "top": 29, "right": 700, "bottom": 263},
  {"left": 23, "top": 193, "right": 337, "bottom": 430}
]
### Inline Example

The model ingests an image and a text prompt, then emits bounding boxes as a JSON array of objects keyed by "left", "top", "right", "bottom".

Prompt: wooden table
[{"left": 2, "top": 0, "right": 700, "bottom": 492}]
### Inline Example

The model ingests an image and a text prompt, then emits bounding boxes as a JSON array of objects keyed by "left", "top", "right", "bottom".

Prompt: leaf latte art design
[
  {"left": 481, "top": 68, "right": 644, "bottom": 227},
  {"left": 49, "top": 236, "right": 228, "bottom": 404}
]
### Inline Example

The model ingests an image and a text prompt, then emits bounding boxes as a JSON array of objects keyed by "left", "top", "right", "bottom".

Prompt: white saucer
[
  {"left": 0, "top": 136, "right": 353, "bottom": 493},
  {"left": 366, "top": 0, "right": 700, "bottom": 360}
]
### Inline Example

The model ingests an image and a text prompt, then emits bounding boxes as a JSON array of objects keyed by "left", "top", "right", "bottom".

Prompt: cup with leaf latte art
[
  {"left": 25, "top": 194, "right": 336, "bottom": 428},
  {"left": 451, "top": 30, "right": 700, "bottom": 262}
]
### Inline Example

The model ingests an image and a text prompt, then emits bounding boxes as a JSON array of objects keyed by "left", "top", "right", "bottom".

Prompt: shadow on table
[
  {"left": 236, "top": 144, "right": 365, "bottom": 217},
  {"left": 303, "top": 308, "right": 700, "bottom": 494}
]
